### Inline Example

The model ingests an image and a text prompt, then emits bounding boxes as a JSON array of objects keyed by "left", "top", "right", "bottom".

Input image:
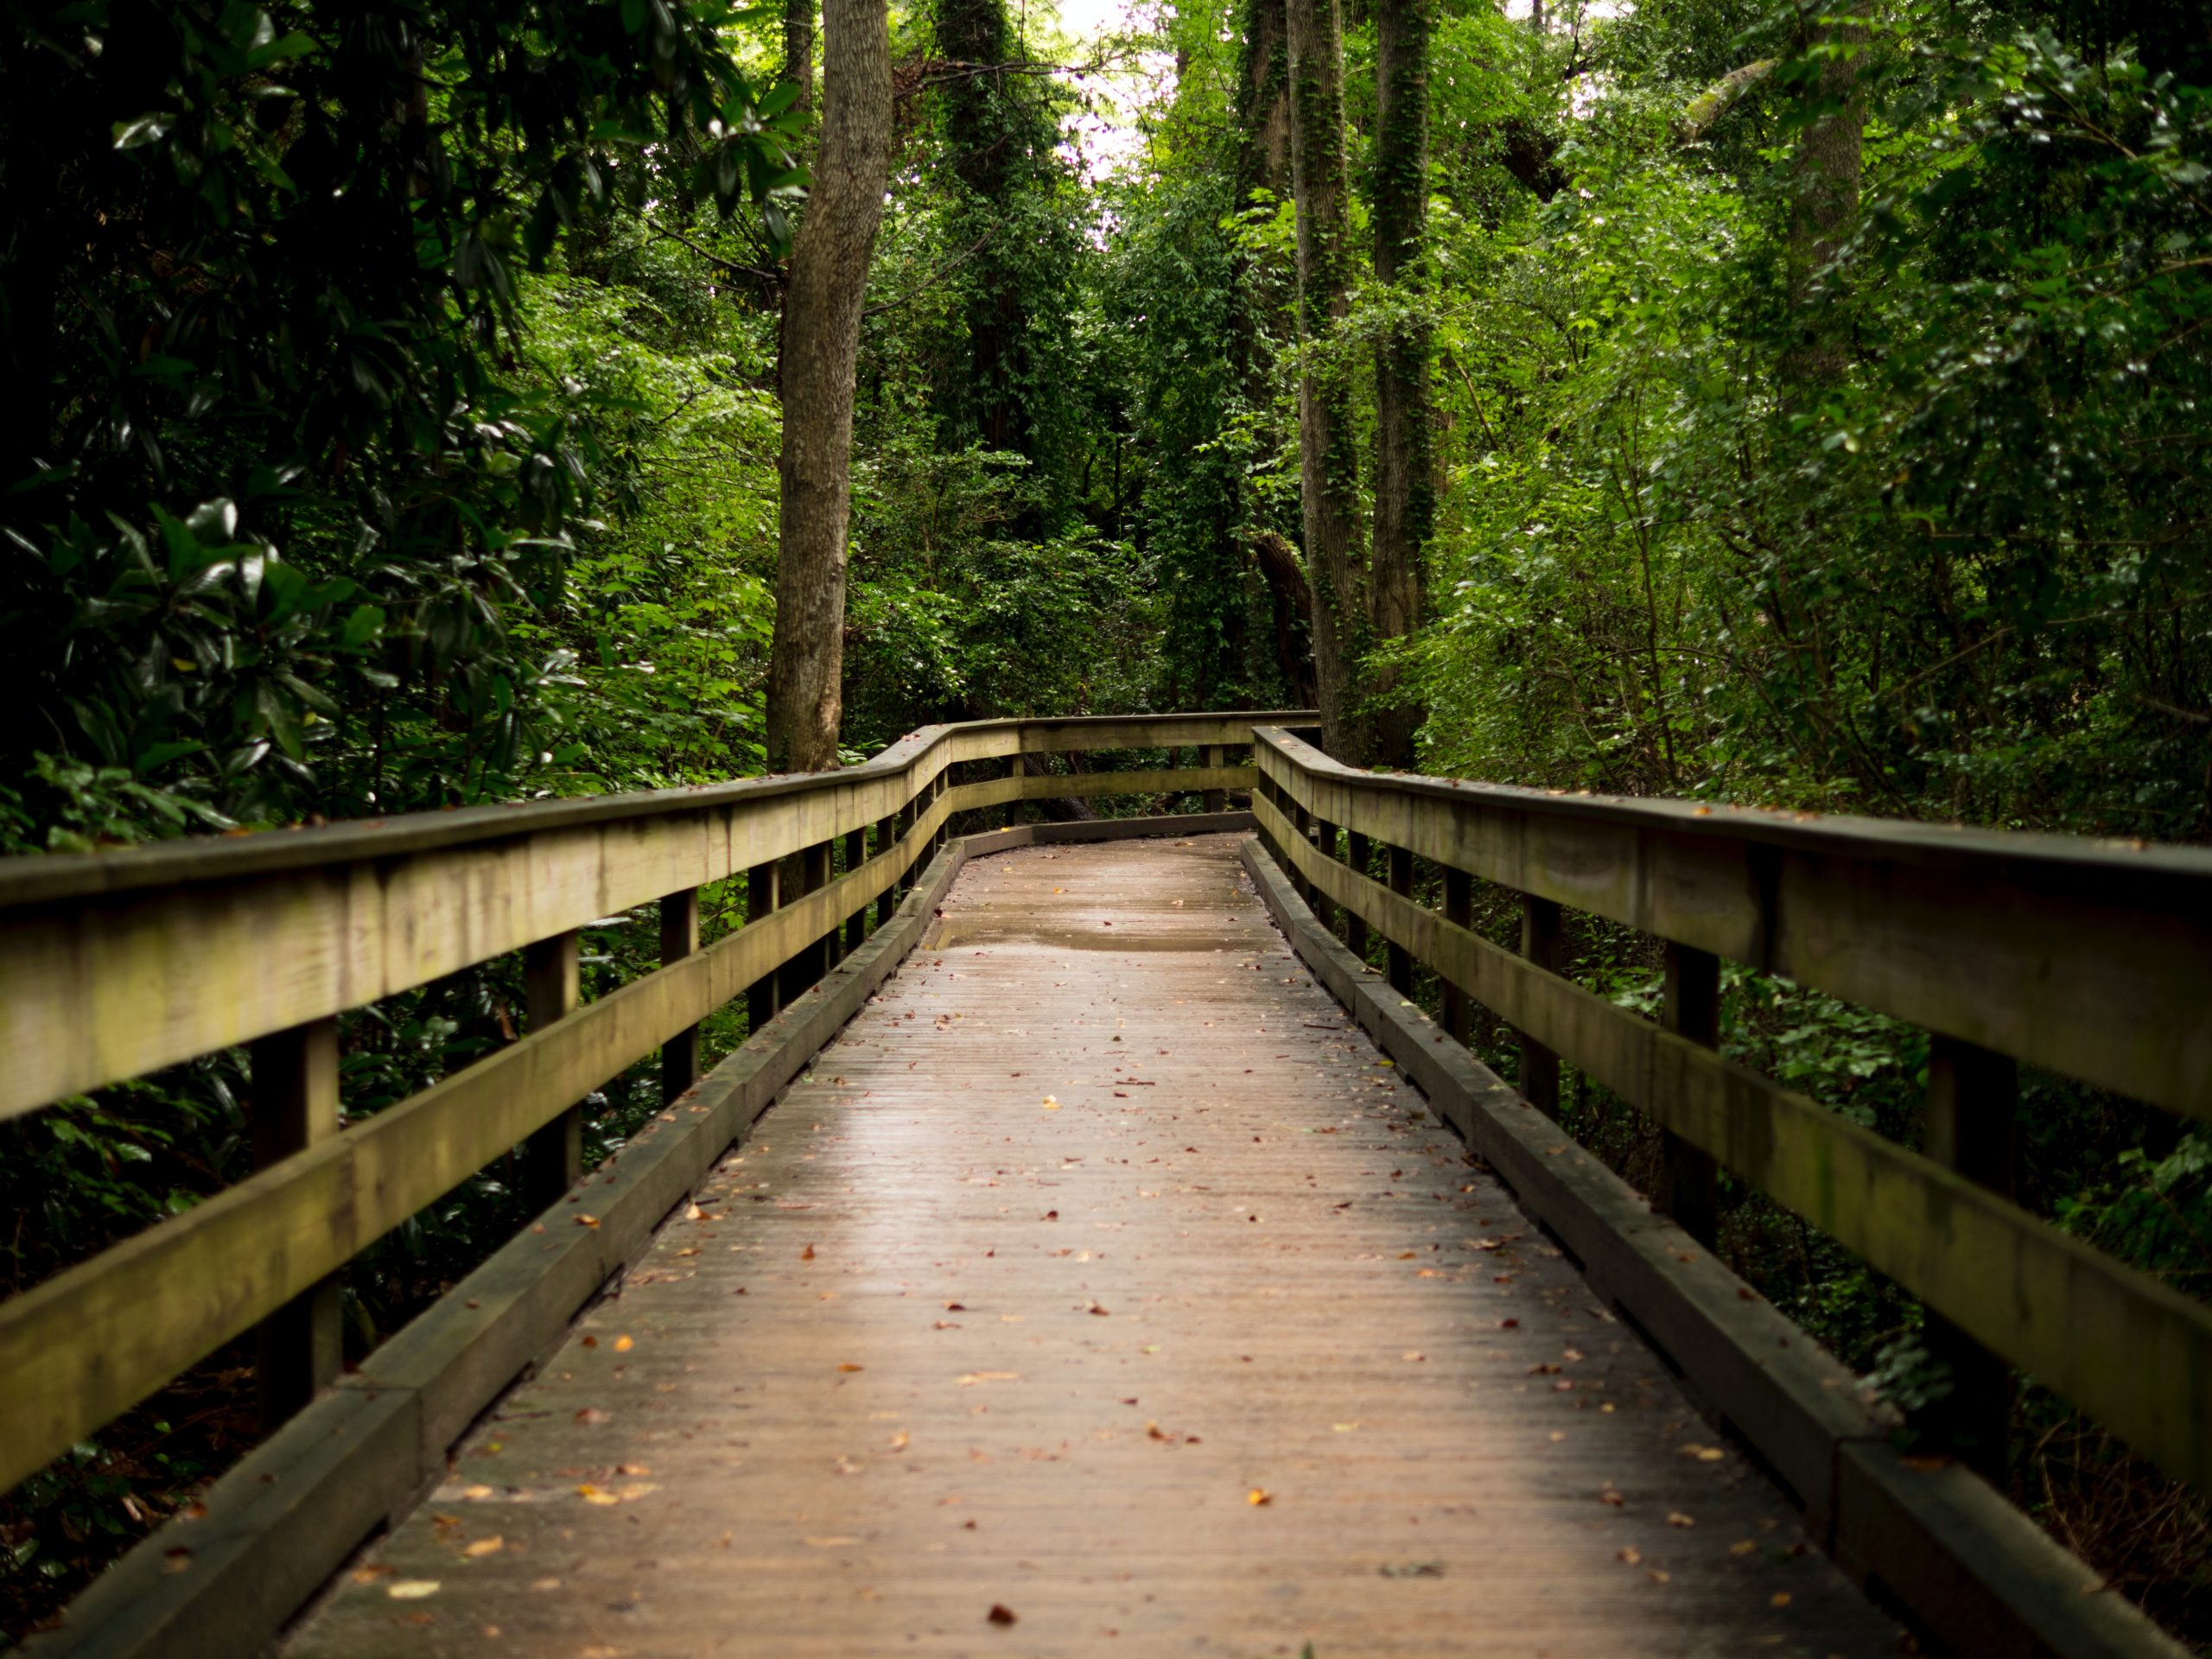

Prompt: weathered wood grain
[
  {"left": 1242, "top": 838, "right": 2192, "bottom": 1659},
  {"left": 279, "top": 836, "right": 1900, "bottom": 1659},
  {"left": 1258, "top": 793, "right": 2212, "bottom": 1497},
  {"left": 0, "top": 791, "right": 969, "bottom": 1495},
  {"left": 26, "top": 826, "right": 990, "bottom": 1659},
  {"left": 1257, "top": 728, "right": 2212, "bottom": 1118},
  {"left": 0, "top": 718, "right": 1294, "bottom": 1119}
]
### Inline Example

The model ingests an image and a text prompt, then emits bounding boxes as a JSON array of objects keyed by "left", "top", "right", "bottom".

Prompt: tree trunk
[
  {"left": 1227, "top": 0, "right": 1306, "bottom": 709},
  {"left": 1369, "top": 0, "right": 1433, "bottom": 768},
  {"left": 785, "top": 0, "right": 817, "bottom": 113},
  {"left": 1236, "top": 0, "right": 1293, "bottom": 206},
  {"left": 768, "top": 0, "right": 892, "bottom": 773},
  {"left": 1284, "top": 0, "right": 1368, "bottom": 762},
  {"left": 1783, "top": 1, "right": 1865, "bottom": 391}
]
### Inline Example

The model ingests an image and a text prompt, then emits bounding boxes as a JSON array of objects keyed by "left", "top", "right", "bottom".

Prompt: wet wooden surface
[{"left": 283, "top": 834, "right": 1904, "bottom": 1659}]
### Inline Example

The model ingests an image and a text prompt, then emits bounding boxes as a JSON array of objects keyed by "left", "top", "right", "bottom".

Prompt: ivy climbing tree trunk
[
  {"left": 1285, "top": 0, "right": 1369, "bottom": 763},
  {"left": 1783, "top": 0, "right": 1866, "bottom": 391},
  {"left": 933, "top": 0, "right": 1027, "bottom": 457},
  {"left": 1236, "top": 0, "right": 1293, "bottom": 207},
  {"left": 785, "top": 0, "right": 816, "bottom": 113},
  {"left": 768, "top": 0, "right": 892, "bottom": 772},
  {"left": 1230, "top": 0, "right": 1311, "bottom": 708},
  {"left": 1369, "top": 0, "right": 1433, "bottom": 768}
]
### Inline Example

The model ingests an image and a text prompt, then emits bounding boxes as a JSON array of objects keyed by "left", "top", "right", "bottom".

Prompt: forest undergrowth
[{"left": 3, "top": 0, "right": 2210, "bottom": 1644}]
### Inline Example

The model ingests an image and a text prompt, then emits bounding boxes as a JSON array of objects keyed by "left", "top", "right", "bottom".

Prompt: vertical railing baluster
[
  {"left": 660, "top": 887, "right": 701, "bottom": 1101},
  {"left": 1204, "top": 744, "right": 1226, "bottom": 812},
  {"left": 876, "top": 812, "right": 899, "bottom": 924},
  {"left": 783, "top": 840, "right": 831, "bottom": 1005},
  {"left": 823, "top": 837, "right": 847, "bottom": 970},
  {"left": 1313, "top": 817, "right": 1340, "bottom": 933},
  {"left": 1441, "top": 865, "right": 1471, "bottom": 1040},
  {"left": 1386, "top": 844, "right": 1414, "bottom": 995},
  {"left": 843, "top": 829, "right": 868, "bottom": 952},
  {"left": 1289, "top": 798, "right": 1318, "bottom": 911},
  {"left": 1658, "top": 941, "right": 1719, "bottom": 1247},
  {"left": 1922, "top": 1035, "right": 2019, "bottom": 1478},
  {"left": 746, "top": 859, "right": 780, "bottom": 1032},
  {"left": 249, "top": 1015, "right": 342, "bottom": 1431},
  {"left": 522, "top": 931, "right": 583, "bottom": 1206},
  {"left": 1520, "top": 896, "right": 1562, "bottom": 1118},
  {"left": 1345, "top": 830, "right": 1372, "bottom": 960}
]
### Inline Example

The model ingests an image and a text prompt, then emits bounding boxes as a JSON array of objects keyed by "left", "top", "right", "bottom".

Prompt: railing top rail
[
  {"left": 0, "top": 711, "right": 1310, "bottom": 910},
  {"left": 1255, "top": 726, "right": 2212, "bottom": 1118},
  {"left": 1254, "top": 726, "right": 2212, "bottom": 893}
]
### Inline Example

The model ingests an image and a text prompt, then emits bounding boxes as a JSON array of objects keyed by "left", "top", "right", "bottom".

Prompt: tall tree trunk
[
  {"left": 1369, "top": 0, "right": 1433, "bottom": 768},
  {"left": 1236, "top": 0, "right": 1293, "bottom": 206},
  {"left": 1226, "top": 0, "right": 1302, "bottom": 706},
  {"left": 785, "top": 0, "right": 816, "bottom": 114},
  {"left": 1285, "top": 0, "right": 1368, "bottom": 761},
  {"left": 932, "top": 0, "right": 1055, "bottom": 468},
  {"left": 767, "top": 0, "right": 892, "bottom": 772},
  {"left": 1782, "top": 0, "right": 1865, "bottom": 391}
]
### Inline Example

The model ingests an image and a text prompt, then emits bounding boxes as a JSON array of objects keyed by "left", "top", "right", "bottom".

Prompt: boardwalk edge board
[
  {"left": 26, "top": 812, "right": 1244, "bottom": 1659},
  {"left": 1238, "top": 839, "right": 2190, "bottom": 1659}
]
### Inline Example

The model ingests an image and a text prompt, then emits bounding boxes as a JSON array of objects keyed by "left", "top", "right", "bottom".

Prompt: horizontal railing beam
[
  {"left": 0, "top": 719, "right": 1290, "bottom": 1120},
  {"left": 1256, "top": 728, "right": 2212, "bottom": 1120},
  {"left": 0, "top": 773, "right": 978, "bottom": 1492}
]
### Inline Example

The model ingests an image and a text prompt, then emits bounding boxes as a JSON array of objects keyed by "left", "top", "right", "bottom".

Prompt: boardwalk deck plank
[{"left": 283, "top": 835, "right": 1902, "bottom": 1658}]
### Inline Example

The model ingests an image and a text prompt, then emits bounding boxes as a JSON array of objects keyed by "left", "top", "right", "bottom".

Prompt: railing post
[
  {"left": 1441, "top": 865, "right": 1470, "bottom": 1040},
  {"left": 746, "top": 859, "right": 780, "bottom": 1031},
  {"left": 1386, "top": 844, "right": 1414, "bottom": 995},
  {"left": 1000, "top": 755, "right": 1019, "bottom": 830},
  {"left": 1345, "top": 830, "right": 1372, "bottom": 960},
  {"left": 1657, "top": 941, "right": 1719, "bottom": 1247},
  {"left": 1921, "top": 1036, "right": 2019, "bottom": 1478},
  {"left": 249, "top": 1016, "right": 342, "bottom": 1431},
  {"left": 1313, "top": 817, "right": 1340, "bottom": 933},
  {"left": 522, "top": 930, "right": 583, "bottom": 1205},
  {"left": 876, "top": 812, "right": 899, "bottom": 924},
  {"left": 1288, "top": 799, "right": 1320, "bottom": 912},
  {"left": 843, "top": 829, "right": 868, "bottom": 953},
  {"left": 1520, "top": 896, "right": 1562, "bottom": 1118},
  {"left": 823, "top": 838, "right": 847, "bottom": 971},
  {"left": 660, "top": 887, "right": 701, "bottom": 1101},
  {"left": 1204, "top": 744, "right": 1226, "bottom": 812},
  {"left": 782, "top": 841, "right": 832, "bottom": 1005}
]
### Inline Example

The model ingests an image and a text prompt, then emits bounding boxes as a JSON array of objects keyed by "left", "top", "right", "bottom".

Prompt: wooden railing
[
  {"left": 0, "top": 711, "right": 1300, "bottom": 1498},
  {"left": 1250, "top": 726, "right": 2212, "bottom": 1498}
]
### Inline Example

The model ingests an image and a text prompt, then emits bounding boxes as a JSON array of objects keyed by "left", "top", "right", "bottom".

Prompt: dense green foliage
[{"left": 5, "top": 0, "right": 2212, "bottom": 1643}]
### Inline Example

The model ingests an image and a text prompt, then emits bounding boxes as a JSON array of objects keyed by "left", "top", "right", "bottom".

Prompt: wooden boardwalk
[{"left": 284, "top": 834, "right": 1903, "bottom": 1658}]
